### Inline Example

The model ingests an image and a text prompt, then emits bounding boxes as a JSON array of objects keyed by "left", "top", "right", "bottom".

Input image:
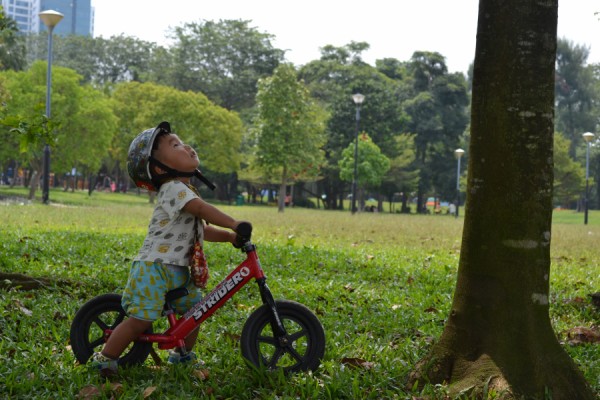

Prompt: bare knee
[{"left": 102, "top": 317, "right": 153, "bottom": 359}]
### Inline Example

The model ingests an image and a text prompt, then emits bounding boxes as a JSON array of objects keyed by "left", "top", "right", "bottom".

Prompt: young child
[{"left": 91, "top": 121, "right": 246, "bottom": 375}]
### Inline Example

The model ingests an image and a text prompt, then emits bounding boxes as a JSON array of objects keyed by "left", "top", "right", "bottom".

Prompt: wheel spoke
[
  {"left": 268, "top": 347, "right": 285, "bottom": 369},
  {"left": 93, "top": 316, "right": 109, "bottom": 331},
  {"left": 288, "top": 328, "right": 308, "bottom": 343},
  {"left": 90, "top": 336, "right": 105, "bottom": 349},
  {"left": 282, "top": 343, "right": 304, "bottom": 363},
  {"left": 257, "top": 335, "right": 276, "bottom": 345}
]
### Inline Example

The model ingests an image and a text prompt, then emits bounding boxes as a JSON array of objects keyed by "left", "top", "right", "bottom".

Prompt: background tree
[
  {"left": 253, "top": 64, "right": 327, "bottom": 212},
  {"left": 110, "top": 81, "right": 244, "bottom": 199},
  {"left": 591, "top": 63, "right": 600, "bottom": 209},
  {"left": 553, "top": 131, "right": 585, "bottom": 208},
  {"left": 26, "top": 34, "right": 160, "bottom": 86},
  {"left": 0, "top": 6, "right": 25, "bottom": 71},
  {"left": 591, "top": 146, "right": 600, "bottom": 209},
  {"left": 167, "top": 19, "right": 284, "bottom": 112},
  {"left": 299, "top": 44, "right": 407, "bottom": 209},
  {"left": 410, "top": 0, "right": 595, "bottom": 398},
  {"left": 338, "top": 133, "right": 390, "bottom": 211},
  {"left": 0, "top": 110, "right": 57, "bottom": 195},
  {"left": 404, "top": 51, "right": 470, "bottom": 213},
  {"left": 0, "top": 62, "right": 115, "bottom": 198},
  {"left": 554, "top": 38, "right": 597, "bottom": 157},
  {"left": 381, "top": 133, "right": 419, "bottom": 213}
]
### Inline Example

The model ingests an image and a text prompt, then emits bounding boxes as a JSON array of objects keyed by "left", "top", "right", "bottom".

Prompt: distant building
[
  {"left": 40, "top": 0, "right": 93, "bottom": 36},
  {"left": 1, "top": 0, "right": 39, "bottom": 33},
  {"left": 1, "top": 0, "right": 93, "bottom": 36}
]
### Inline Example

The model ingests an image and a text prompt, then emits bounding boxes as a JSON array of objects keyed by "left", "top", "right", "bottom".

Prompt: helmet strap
[{"left": 149, "top": 156, "right": 194, "bottom": 187}]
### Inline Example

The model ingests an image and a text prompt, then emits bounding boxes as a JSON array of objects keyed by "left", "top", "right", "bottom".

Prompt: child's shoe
[
  {"left": 167, "top": 350, "right": 205, "bottom": 367},
  {"left": 167, "top": 350, "right": 197, "bottom": 364},
  {"left": 89, "top": 352, "right": 118, "bottom": 377}
]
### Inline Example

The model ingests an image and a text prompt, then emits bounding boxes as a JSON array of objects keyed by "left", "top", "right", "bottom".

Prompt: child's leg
[
  {"left": 167, "top": 326, "right": 201, "bottom": 365},
  {"left": 101, "top": 316, "right": 152, "bottom": 359}
]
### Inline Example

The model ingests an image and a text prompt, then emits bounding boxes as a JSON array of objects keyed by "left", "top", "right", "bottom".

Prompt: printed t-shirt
[{"left": 135, "top": 180, "right": 204, "bottom": 266}]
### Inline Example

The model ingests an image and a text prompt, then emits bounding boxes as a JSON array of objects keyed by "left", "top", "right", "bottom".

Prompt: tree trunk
[
  {"left": 409, "top": 1, "right": 595, "bottom": 399},
  {"left": 28, "top": 170, "right": 39, "bottom": 200},
  {"left": 278, "top": 165, "right": 287, "bottom": 213}
]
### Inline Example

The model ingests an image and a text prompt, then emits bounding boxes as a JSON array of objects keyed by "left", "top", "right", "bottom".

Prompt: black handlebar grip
[{"left": 236, "top": 222, "right": 252, "bottom": 239}]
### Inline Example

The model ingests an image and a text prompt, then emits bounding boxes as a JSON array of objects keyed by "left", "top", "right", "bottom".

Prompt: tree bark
[{"left": 409, "top": 1, "right": 595, "bottom": 398}]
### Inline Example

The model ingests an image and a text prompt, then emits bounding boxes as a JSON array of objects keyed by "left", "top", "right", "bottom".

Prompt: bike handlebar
[{"left": 234, "top": 221, "right": 253, "bottom": 248}]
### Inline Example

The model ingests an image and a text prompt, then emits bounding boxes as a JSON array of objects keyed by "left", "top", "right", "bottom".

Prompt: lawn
[{"left": 0, "top": 187, "right": 598, "bottom": 399}]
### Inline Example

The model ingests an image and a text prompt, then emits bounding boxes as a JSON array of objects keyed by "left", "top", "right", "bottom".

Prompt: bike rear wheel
[
  {"left": 70, "top": 293, "right": 152, "bottom": 366},
  {"left": 240, "top": 300, "right": 325, "bottom": 372}
]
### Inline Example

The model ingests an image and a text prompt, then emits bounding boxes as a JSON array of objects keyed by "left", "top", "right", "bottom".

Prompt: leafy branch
[{"left": 0, "top": 108, "right": 59, "bottom": 153}]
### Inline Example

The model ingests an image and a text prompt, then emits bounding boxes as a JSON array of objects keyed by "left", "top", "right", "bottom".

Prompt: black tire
[
  {"left": 240, "top": 300, "right": 325, "bottom": 372},
  {"left": 70, "top": 293, "right": 152, "bottom": 367}
]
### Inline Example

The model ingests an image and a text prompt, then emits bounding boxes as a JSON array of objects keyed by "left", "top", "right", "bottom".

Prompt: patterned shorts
[{"left": 121, "top": 261, "right": 203, "bottom": 321}]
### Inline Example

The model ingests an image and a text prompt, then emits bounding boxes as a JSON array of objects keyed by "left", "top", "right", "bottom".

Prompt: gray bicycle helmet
[{"left": 127, "top": 121, "right": 195, "bottom": 191}]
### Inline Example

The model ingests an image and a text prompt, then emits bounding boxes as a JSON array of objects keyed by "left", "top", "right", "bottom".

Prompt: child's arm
[
  {"left": 204, "top": 224, "right": 237, "bottom": 243},
  {"left": 183, "top": 197, "right": 238, "bottom": 231}
]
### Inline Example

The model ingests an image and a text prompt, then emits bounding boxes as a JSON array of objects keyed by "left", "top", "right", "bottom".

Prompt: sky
[{"left": 92, "top": 0, "right": 600, "bottom": 74}]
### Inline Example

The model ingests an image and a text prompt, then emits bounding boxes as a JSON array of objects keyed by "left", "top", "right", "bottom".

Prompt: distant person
[
  {"left": 90, "top": 121, "right": 248, "bottom": 376},
  {"left": 103, "top": 175, "right": 111, "bottom": 192},
  {"left": 448, "top": 203, "right": 456, "bottom": 215}
]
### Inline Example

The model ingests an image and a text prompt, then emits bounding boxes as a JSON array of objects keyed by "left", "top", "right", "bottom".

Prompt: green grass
[{"left": 0, "top": 188, "right": 598, "bottom": 399}]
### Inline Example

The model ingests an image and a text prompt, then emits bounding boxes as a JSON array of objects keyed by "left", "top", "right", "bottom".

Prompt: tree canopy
[
  {"left": 1, "top": 62, "right": 116, "bottom": 174},
  {"left": 110, "top": 81, "right": 243, "bottom": 176},
  {"left": 167, "top": 19, "right": 284, "bottom": 111}
]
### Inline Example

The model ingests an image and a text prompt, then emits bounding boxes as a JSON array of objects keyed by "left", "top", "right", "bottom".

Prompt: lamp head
[
  {"left": 352, "top": 93, "right": 365, "bottom": 105},
  {"left": 454, "top": 148, "right": 465, "bottom": 159},
  {"left": 582, "top": 132, "right": 595, "bottom": 143},
  {"left": 39, "top": 10, "right": 64, "bottom": 29}
]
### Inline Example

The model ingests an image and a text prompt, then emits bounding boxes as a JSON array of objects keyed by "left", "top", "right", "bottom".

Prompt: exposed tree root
[
  {"left": 409, "top": 352, "right": 515, "bottom": 399},
  {"left": 409, "top": 347, "right": 595, "bottom": 400},
  {"left": 0, "top": 272, "right": 75, "bottom": 291}
]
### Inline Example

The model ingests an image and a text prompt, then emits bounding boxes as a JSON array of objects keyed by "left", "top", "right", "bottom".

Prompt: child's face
[{"left": 153, "top": 133, "right": 199, "bottom": 173}]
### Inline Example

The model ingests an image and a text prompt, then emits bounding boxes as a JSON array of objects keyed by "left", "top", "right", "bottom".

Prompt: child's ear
[{"left": 152, "top": 163, "right": 166, "bottom": 175}]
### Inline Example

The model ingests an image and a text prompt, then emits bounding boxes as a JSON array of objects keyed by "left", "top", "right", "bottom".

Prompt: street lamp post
[
  {"left": 454, "top": 148, "right": 465, "bottom": 218},
  {"left": 39, "top": 9, "right": 64, "bottom": 204},
  {"left": 583, "top": 132, "right": 595, "bottom": 225},
  {"left": 351, "top": 93, "right": 365, "bottom": 214}
]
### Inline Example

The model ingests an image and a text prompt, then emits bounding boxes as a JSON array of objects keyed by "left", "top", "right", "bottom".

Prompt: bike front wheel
[
  {"left": 240, "top": 300, "right": 325, "bottom": 372},
  {"left": 70, "top": 293, "right": 152, "bottom": 367}
]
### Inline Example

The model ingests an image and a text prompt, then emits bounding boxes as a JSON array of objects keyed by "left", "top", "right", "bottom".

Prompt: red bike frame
[{"left": 103, "top": 241, "right": 287, "bottom": 352}]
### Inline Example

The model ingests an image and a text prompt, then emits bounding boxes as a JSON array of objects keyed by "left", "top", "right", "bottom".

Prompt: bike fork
[{"left": 256, "top": 278, "right": 287, "bottom": 338}]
